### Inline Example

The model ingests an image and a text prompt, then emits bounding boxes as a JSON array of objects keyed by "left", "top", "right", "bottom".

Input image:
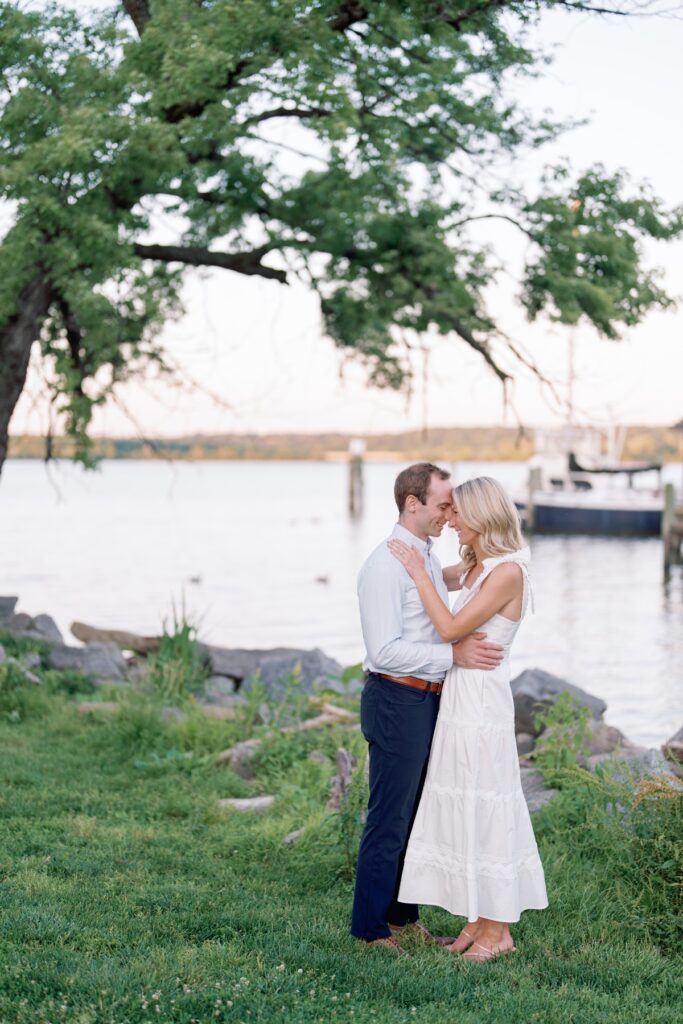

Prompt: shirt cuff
[{"left": 430, "top": 643, "right": 454, "bottom": 672}]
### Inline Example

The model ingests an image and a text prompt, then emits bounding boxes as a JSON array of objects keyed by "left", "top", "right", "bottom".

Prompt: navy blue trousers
[{"left": 351, "top": 673, "right": 441, "bottom": 940}]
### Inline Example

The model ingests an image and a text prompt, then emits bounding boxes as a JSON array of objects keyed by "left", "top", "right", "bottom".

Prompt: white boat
[{"left": 516, "top": 427, "right": 663, "bottom": 536}]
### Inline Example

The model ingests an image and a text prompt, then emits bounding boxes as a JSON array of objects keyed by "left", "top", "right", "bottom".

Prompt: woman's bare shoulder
[{"left": 484, "top": 561, "right": 524, "bottom": 589}]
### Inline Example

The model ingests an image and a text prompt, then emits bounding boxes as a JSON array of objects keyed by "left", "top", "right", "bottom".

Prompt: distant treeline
[{"left": 8, "top": 426, "right": 683, "bottom": 463}]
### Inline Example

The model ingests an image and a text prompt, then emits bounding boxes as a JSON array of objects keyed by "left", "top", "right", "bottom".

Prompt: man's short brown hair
[{"left": 394, "top": 462, "right": 451, "bottom": 513}]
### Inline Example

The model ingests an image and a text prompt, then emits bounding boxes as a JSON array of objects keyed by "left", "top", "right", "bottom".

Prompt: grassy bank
[{"left": 0, "top": 644, "right": 681, "bottom": 1024}]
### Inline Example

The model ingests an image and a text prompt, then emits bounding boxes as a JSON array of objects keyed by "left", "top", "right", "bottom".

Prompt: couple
[{"left": 350, "top": 462, "right": 548, "bottom": 961}]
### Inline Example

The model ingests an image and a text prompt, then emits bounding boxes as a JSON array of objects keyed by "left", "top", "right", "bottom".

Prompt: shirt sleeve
[{"left": 358, "top": 556, "right": 453, "bottom": 677}]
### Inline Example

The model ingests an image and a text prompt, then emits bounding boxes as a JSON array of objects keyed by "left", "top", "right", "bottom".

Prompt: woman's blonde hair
[{"left": 454, "top": 476, "right": 525, "bottom": 572}]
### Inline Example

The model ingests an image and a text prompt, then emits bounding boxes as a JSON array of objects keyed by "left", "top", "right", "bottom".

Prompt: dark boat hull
[{"left": 517, "top": 501, "right": 661, "bottom": 537}]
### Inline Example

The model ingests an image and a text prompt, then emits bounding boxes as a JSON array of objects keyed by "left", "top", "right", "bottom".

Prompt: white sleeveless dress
[{"left": 398, "top": 548, "right": 548, "bottom": 923}]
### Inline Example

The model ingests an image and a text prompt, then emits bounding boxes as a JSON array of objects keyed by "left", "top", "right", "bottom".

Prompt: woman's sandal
[
  {"left": 462, "top": 940, "right": 517, "bottom": 963},
  {"left": 444, "top": 927, "right": 478, "bottom": 954}
]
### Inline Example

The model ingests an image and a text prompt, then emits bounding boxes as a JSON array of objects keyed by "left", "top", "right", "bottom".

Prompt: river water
[{"left": 1, "top": 458, "right": 681, "bottom": 747}]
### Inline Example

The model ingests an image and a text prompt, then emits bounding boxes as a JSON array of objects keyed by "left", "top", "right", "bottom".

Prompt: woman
[{"left": 387, "top": 476, "right": 548, "bottom": 962}]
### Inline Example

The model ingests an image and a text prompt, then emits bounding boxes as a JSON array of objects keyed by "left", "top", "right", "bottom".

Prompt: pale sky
[{"left": 9, "top": 3, "right": 683, "bottom": 438}]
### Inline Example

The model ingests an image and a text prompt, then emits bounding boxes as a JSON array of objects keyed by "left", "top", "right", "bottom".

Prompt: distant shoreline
[{"left": 7, "top": 424, "right": 682, "bottom": 464}]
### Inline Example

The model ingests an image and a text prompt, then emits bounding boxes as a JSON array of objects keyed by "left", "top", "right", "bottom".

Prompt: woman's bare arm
[
  {"left": 387, "top": 540, "right": 523, "bottom": 642},
  {"left": 442, "top": 561, "right": 465, "bottom": 592}
]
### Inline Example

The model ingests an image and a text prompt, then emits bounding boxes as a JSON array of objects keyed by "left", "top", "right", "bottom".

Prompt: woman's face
[{"left": 447, "top": 501, "right": 479, "bottom": 548}]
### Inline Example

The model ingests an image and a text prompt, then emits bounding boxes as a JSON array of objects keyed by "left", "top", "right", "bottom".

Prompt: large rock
[
  {"left": 511, "top": 668, "right": 607, "bottom": 736},
  {"left": 519, "top": 767, "right": 558, "bottom": 812},
  {"left": 202, "top": 645, "right": 343, "bottom": 699},
  {"left": 0, "top": 610, "right": 63, "bottom": 646},
  {"left": 250, "top": 648, "right": 343, "bottom": 699},
  {"left": 516, "top": 732, "right": 535, "bottom": 756},
  {"left": 319, "top": 676, "right": 365, "bottom": 697},
  {"left": 2, "top": 612, "right": 33, "bottom": 632},
  {"left": 0, "top": 596, "right": 18, "bottom": 619},
  {"left": 585, "top": 719, "right": 635, "bottom": 756},
  {"left": 199, "top": 645, "right": 296, "bottom": 679},
  {"left": 202, "top": 675, "right": 247, "bottom": 706},
  {"left": 31, "top": 614, "right": 64, "bottom": 644},
  {"left": 47, "top": 642, "right": 127, "bottom": 681},
  {"left": 588, "top": 746, "right": 673, "bottom": 781},
  {"left": 662, "top": 725, "right": 683, "bottom": 765}
]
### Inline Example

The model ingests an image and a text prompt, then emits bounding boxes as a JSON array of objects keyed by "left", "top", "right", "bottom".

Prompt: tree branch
[
  {"left": 447, "top": 212, "right": 535, "bottom": 239},
  {"left": 328, "top": 2, "right": 369, "bottom": 32},
  {"left": 241, "top": 105, "right": 334, "bottom": 127},
  {"left": 133, "top": 242, "right": 287, "bottom": 282},
  {"left": 446, "top": 316, "right": 511, "bottom": 384},
  {"left": 121, "top": 0, "right": 150, "bottom": 37},
  {"left": 434, "top": 0, "right": 632, "bottom": 34},
  {"left": 56, "top": 297, "right": 85, "bottom": 392},
  {"left": 163, "top": 59, "right": 251, "bottom": 123}
]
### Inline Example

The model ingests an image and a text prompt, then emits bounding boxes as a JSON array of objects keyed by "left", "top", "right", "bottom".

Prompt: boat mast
[{"left": 567, "top": 328, "right": 576, "bottom": 428}]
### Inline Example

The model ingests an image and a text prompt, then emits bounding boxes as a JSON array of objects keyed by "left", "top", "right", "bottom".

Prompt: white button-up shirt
[{"left": 357, "top": 523, "right": 453, "bottom": 682}]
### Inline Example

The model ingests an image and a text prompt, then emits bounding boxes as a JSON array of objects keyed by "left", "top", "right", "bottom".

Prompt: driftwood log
[
  {"left": 327, "top": 747, "right": 358, "bottom": 810},
  {"left": 71, "top": 621, "right": 160, "bottom": 654},
  {"left": 215, "top": 704, "right": 357, "bottom": 770}
]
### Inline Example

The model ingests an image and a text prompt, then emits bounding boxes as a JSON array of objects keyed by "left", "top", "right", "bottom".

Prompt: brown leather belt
[{"left": 375, "top": 672, "right": 443, "bottom": 696}]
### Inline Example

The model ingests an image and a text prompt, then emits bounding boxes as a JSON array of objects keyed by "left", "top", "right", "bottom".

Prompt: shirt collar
[{"left": 392, "top": 523, "right": 432, "bottom": 554}]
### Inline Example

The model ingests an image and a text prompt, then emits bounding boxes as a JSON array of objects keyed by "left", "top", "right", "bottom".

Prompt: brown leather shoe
[
  {"left": 365, "top": 935, "right": 405, "bottom": 953},
  {"left": 389, "top": 921, "right": 454, "bottom": 946}
]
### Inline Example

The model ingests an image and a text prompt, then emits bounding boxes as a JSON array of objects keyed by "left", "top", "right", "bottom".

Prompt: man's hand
[{"left": 452, "top": 632, "right": 504, "bottom": 670}]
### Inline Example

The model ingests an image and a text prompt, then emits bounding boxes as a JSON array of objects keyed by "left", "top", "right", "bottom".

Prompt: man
[{"left": 350, "top": 462, "right": 504, "bottom": 950}]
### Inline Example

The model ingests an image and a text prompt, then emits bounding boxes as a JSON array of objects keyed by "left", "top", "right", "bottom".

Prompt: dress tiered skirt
[{"left": 398, "top": 657, "right": 548, "bottom": 923}]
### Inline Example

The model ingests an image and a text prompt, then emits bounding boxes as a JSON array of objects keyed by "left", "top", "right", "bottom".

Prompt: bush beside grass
[{"left": 0, "top": 658, "right": 681, "bottom": 1024}]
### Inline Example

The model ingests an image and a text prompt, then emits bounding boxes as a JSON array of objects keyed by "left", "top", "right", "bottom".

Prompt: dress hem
[{"left": 398, "top": 894, "right": 550, "bottom": 925}]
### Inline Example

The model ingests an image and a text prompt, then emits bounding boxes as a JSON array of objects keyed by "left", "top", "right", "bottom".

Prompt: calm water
[{"left": 1, "top": 458, "right": 682, "bottom": 747}]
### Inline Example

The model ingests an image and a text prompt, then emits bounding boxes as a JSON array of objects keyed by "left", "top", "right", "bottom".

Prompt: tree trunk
[{"left": 0, "top": 273, "right": 53, "bottom": 477}]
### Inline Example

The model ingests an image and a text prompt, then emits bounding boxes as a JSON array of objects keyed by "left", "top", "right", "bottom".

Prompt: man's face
[{"left": 412, "top": 476, "right": 453, "bottom": 539}]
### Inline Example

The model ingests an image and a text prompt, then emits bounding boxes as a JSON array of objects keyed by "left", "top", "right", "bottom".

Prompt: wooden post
[
  {"left": 663, "top": 482, "right": 674, "bottom": 576},
  {"left": 348, "top": 438, "right": 365, "bottom": 518},
  {"left": 526, "top": 466, "right": 541, "bottom": 532}
]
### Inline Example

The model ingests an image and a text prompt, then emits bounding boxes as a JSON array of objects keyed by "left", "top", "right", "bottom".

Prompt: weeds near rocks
[
  {"left": 146, "top": 606, "right": 208, "bottom": 701},
  {"left": 243, "top": 665, "right": 311, "bottom": 732},
  {"left": 0, "top": 661, "right": 35, "bottom": 720},
  {"left": 536, "top": 762, "right": 683, "bottom": 952},
  {"left": 0, "top": 630, "right": 49, "bottom": 662},
  {"left": 533, "top": 690, "right": 591, "bottom": 786}
]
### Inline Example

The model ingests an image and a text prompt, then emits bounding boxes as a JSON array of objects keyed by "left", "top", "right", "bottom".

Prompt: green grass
[{"left": 0, "top": 680, "right": 681, "bottom": 1024}]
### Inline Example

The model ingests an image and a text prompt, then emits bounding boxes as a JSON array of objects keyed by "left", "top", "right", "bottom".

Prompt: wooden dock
[{"left": 663, "top": 482, "right": 683, "bottom": 575}]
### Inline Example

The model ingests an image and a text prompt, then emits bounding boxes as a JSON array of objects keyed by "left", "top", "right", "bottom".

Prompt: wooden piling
[
  {"left": 663, "top": 482, "right": 683, "bottom": 575},
  {"left": 526, "top": 466, "right": 542, "bottom": 532},
  {"left": 348, "top": 438, "right": 366, "bottom": 518}
]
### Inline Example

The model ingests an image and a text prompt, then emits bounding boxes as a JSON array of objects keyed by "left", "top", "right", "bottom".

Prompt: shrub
[
  {"left": 105, "top": 694, "right": 169, "bottom": 756},
  {"left": 0, "top": 630, "right": 49, "bottom": 663},
  {"left": 42, "top": 668, "right": 94, "bottom": 696},
  {"left": 537, "top": 763, "right": 683, "bottom": 953},
  {"left": 0, "top": 661, "right": 49, "bottom": 721},
  {"left": 533, "top": 690, "right": 591, "bottom": 787},
  {"left": 145, "top": 608, "right": 208, "bottom": 701}
]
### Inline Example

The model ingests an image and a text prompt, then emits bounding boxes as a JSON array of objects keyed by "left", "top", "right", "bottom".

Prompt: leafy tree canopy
[{"left": 0, "top": 0, "right": 681, "bottom": 468}]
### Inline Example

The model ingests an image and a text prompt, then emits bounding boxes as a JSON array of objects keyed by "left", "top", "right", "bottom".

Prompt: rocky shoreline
[{"left": 1, "top": 595, "right": 681, "bottom": 815}]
